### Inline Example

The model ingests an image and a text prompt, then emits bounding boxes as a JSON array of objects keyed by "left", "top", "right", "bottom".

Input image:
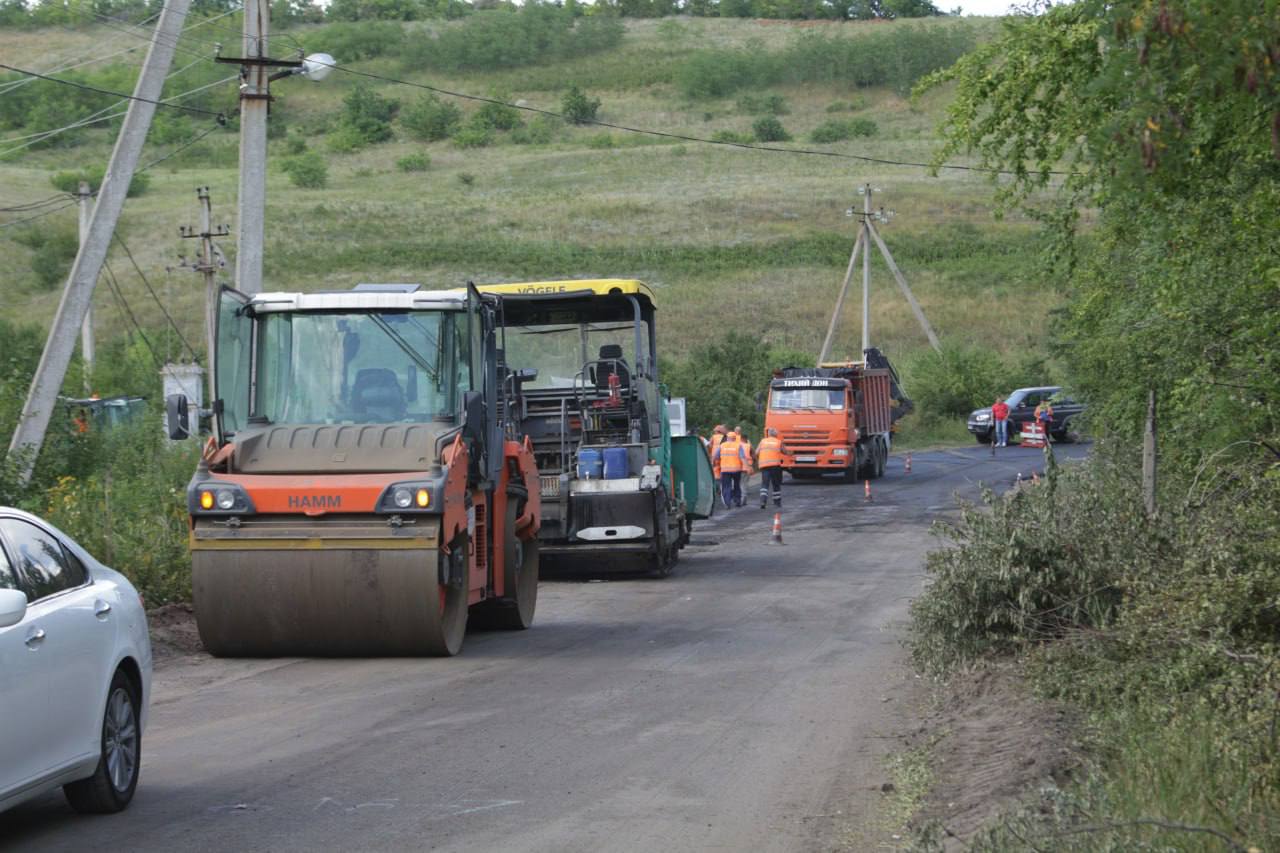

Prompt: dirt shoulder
[{"left": 907, "top": 661, "right": 1080, "bottom": 848}]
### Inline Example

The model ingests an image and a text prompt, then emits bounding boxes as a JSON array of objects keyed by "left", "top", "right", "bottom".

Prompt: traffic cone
[
  {"left": 905, "top": 452, "right": 912, "bottom": 474},
  {"left": 864, "top": 479, "right": 872, "bottom": 502},
  {"left": 771, "top": 512, "right": 783, "bottom": 545},
  {"left": 1016, "top": 472, "right": 1023, "bottom": 486}
]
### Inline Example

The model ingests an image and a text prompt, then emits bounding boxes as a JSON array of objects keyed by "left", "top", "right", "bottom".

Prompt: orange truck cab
[{"left": 764, "top": 351, "right": 909, "bottom": 481}]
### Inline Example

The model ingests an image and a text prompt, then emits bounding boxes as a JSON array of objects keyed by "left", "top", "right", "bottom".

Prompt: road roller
[{"left": 166, "top": 283, "right": 542, "bottom": 656}]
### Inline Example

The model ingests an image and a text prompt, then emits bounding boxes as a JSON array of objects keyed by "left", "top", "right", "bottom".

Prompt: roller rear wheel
[{"left": 489, "top": 501, "right": 539, "bottom": 630}]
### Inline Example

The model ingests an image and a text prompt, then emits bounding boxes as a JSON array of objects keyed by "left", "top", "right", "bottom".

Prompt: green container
[{"left": 671, "top": 434, "right": 716, "bottom": 520}]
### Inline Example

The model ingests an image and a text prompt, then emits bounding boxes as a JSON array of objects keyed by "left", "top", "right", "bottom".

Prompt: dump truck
[
  {"left": 167, "top": 284, "right": 542, "bottom": 656},
  {"left": 470, "top": 280, "right": 715, "bottom": 576},
  {"left": 765, "top": 347, "right": 911, "bottom": 481}
]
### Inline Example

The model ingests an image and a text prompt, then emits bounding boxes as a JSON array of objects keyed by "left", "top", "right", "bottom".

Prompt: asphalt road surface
[{"left": 2, "top": 442, "right": 1088, "bottom": 852}]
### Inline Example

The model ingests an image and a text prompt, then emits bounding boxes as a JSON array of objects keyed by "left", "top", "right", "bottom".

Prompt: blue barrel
[
  {"left": 577, "top": 448, "right": 603, "bottom": 479},
  {"left": 603, "top": 447, "right": 629, "bottom": 479}
]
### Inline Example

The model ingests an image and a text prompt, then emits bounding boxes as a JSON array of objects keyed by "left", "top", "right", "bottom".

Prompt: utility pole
[
  {"left": 1143, "top": 388, "right": 1157, "bottom": 518},
  {"left": 76, "top": 181, "right": 94, "bottom": 393},
  {"left": 6, "top": 0, "right": 192, "bottom": 483},
  {"left": 233, "top": 0, "right": 269, "bottom": 296},
  {"left": 180, "top": 186, "right": 230, "bottom": 400},
  {"left": 861, "top": 183, "right": 872, "bottom": 356}
]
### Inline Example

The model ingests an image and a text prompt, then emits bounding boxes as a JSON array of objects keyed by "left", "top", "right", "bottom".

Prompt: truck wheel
[{"left": 874, "top": 437, "right": 886, "bottom": 478}]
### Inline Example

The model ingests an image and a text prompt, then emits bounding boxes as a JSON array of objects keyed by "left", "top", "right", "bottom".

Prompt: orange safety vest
[
  {"left": 741, "top": 439, "right": 753, "bottom": 470},
  {"left": 756, "top": 436, "right": 784, "bottom": 468},
  {"left": 718, "top": 438, "right": 743, "bottom": 473}
]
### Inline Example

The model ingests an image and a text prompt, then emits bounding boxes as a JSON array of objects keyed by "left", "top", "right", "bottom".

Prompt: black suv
[{"left": 966, "top": 386, "right": 1085, "bottom": 444}]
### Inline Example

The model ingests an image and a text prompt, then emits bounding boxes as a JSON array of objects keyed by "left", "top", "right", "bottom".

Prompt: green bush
[
  {"left": 451, "top": 124, "right": 494, "bottom": 149},
  {"left": 284, "top": 133, "right": 308, "bottom": 155},
  {"left": 675, "top": 23, "right": 975, "bottom": 99},
  {"left": 49, "top": 166, "right": 149, "bottom": 198},
  {"left": 470, "top": 100, "right": 523, "bottom": 131},
  {"left": 405, "top": 6, "right": 624, "bottom": 72},
  {"left": 736, "top": 92, "right": 789, "bottom": 115},
  {"left": 400, "top": 94, "right": 462, "bottom": 142},
  {"left": 302, "top": 21, "right": 406, "bottom": 61},
  {"left": 585, "top": 132, "right": 616, "bottom": 149},
  {"left": 751, "top": 116, "right": 791, "bottom": 142},
  {"left": 396, "top": 152, "right": 430, "bottom": 172},
  {"left": 825, "top": 97, "right": 868, "bottom": 112},
  {"left": 510, "top": 114, "right": 560, "bottom": 145},
  {"left": 336, "top": 84, "right": 400, "bottom": 147},
  {"left": 561, "top": 86, "right": 601, "bottom": 125},
  {"left": 710, "top": 129, "right": 754, "bottom": 144},
  {"left": 808, "top": 117, "right": 878, "bottom": 143},
  {"left": 901, "top": 344, "right": 1046, "bottom": 420},
  {"left": 281, "top": 150, "right": 329, "bottom": 188}
]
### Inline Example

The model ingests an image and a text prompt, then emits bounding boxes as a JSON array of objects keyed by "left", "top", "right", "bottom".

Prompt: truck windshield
[
  {"left": 770, "top": 389, "right": 846, "bottom": 411},
  {"left": 254, "top": 310, "right": 469, "bottom": 424}
]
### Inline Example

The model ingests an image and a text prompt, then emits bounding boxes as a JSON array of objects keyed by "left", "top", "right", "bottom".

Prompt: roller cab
[{"left": 174, "top": 284, "right": 541, "bottom": 657}]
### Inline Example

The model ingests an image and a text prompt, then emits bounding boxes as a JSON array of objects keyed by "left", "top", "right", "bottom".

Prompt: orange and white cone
[
  {"left": 905, "top": 452, "right": 912, "bottom": 474},
  {"left": 864, "top": 479, "right": 872, "bottom": 502},
  {"left": 771, "top": 512, "right": 783, "bottom": 545}
]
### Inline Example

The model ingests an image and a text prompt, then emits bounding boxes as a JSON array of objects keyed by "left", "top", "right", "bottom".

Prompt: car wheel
[
  {"left": 974, "top": 430, "right": 992, "bottom": 444},
  {"left": 65, "top": 669, "right": 141, "bottom": 814}
]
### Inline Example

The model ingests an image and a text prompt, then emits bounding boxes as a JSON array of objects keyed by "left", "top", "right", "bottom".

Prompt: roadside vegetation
[{"left": 908, "top": 1, "right": 1279, "bottom": 848}]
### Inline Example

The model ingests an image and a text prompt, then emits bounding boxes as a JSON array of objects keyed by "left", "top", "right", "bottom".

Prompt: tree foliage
[{"left": 920, "top": 0, "right": 1280, "bottom": 467}]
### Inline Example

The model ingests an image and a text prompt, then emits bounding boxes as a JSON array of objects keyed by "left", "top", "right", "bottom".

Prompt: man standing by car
[{"left": 992, "top": 395, "right": 1010, "bottom": 447}]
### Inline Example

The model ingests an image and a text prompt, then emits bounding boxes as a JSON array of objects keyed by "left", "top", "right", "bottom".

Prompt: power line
[
  {"left": 112, "top": 231, "right": 199, "bottom": 361},
  {"left": 0, "top": 195, "right": 70, "bottom": 212},
  {"left": 315, "top": 58, "right": 1076, "bottom": 178},
  {"left": 137, "top": 117, "right": 229, "bottom": 171},
  {"left": 0, "top": 63, "right": 226, "bottom": 119},
  {"left": 101, "top": 260, "right": 164, "bottom": 371},
  {"left": 0, "top": 201, "right": 77, "bottom": 230}
]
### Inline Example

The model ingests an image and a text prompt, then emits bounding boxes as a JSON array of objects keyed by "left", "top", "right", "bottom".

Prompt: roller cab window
[{"left": 253, "top": 310, "right": 468, "bottom": 425}]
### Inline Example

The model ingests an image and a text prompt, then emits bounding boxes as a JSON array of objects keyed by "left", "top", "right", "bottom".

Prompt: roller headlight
[
  {"left": 378, "top": 480, "right": 438, "bottom": 513},
  {"left": 189, "top": 481, "right": 255, "bottom": 515}
]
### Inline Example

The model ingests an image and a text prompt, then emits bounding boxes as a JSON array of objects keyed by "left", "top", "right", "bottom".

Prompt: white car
[{"left": 0, "top": 508, "right": 152, "bottom": 815}]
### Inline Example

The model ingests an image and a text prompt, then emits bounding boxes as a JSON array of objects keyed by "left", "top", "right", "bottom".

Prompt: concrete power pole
[
  {"left": 180, "top": 186, "right": 230, "bottom": 400},
  {"left": 77, "top": 181, "right": 94, "bottom": 393},
  {"left": 861, "top": 184, "right": 872, "bottom": 356},
  {"left": 6, "top": 0, "right": 192, "bottom": 483},
  {"left": 234, "top": 0, "right": 270, "bottom": 296}
]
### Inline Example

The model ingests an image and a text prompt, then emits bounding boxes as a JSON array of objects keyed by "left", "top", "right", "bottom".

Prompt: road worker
[
  {"left": 735, "top": 425, "right": 753, "bottom": 477},
  {"left": 755, "top": 427, "right": 790, "bottom": 508},
  {"left": 709, "top": 424, "right": 727, "bottom": 480},
  {"left": 1034, "top": 398, "right": 1055, "bottom": 432},
  {"left": 712, "top": 429, "right": 748, "bottom": 509}
]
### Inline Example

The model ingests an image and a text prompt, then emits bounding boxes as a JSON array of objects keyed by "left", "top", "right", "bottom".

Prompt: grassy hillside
[{"left": 1, "top": 15, "right": 1057, "bottom": 378}]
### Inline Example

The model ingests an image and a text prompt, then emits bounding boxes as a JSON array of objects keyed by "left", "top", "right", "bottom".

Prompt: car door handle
[
  {"left": 25, "top": 627, "right": 45, "bottom": 648},
  {"left": 94, "top": 600, "right": 112, "bottom": 619}
]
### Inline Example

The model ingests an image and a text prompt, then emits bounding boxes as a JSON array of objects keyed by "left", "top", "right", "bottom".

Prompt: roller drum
[{"left": 193, "top": 546, "right": 460, "bottom": 656}]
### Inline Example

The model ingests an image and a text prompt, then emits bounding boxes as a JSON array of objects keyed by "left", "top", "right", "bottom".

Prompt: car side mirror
[
  {"left": 0, "top": 588, "right": 28, "bottom": 629},
  {"left": 166, "top": 393, "right": 191, "bottom": 440},
  {"left": 462, "top": 390, "right": 484, "bottom": 441},
  {"left": 513, "top": 368, "right": 538, "bottom": 384}
]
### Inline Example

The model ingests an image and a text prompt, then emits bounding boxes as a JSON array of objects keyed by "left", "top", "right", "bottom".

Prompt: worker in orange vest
[
  {"left": 709, "top": 424, "right": 727, "bottom": 480},
  {"left": 712, "top": 429, "right": 748, "bottom": 509},
  {"left": 756, "top": 427, "right": 791, "bottom": 508},
  {"left": 735, "top": 425, "right": 753, "bottom": 477}
]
